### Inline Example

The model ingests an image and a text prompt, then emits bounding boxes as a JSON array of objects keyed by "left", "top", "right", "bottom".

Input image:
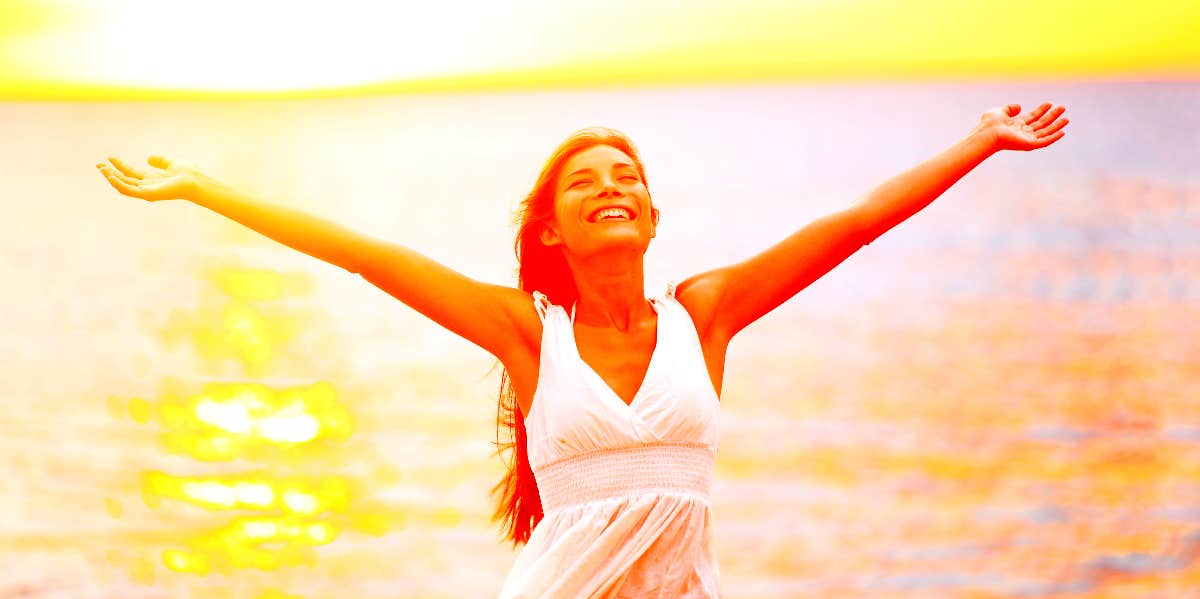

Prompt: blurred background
[{"left": 2, "top": 1, "right": 1198, "bottom": 597}]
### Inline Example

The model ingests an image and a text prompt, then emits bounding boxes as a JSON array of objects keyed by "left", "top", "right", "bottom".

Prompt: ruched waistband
[{"left": 534, "top": 442, "right": 716, "bottom": 512}]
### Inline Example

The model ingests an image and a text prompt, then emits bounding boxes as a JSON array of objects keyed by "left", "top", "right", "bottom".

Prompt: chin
[{"left": 575, "top": 235, "right": 650, "bottom": 260}]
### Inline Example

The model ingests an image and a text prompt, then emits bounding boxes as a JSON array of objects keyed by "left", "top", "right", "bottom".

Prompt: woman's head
[
  {"left": 512, "top": 127, "right": 659, "bottom": 307},
  {"left": 540, "top": 143, "right": 660, "bottom": 266},
  {"left": 491, "top": 126, "right": 657, "bottom": 547}
]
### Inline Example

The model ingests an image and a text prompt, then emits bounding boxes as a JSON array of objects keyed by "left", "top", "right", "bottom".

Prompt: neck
[{"left": 567, "top": 256, "right": 652, "bottom": 332}]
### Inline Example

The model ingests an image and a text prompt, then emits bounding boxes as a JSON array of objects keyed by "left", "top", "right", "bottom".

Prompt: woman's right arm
[{"left": 97, "top": 155, "right": 537, "bottom": 362}]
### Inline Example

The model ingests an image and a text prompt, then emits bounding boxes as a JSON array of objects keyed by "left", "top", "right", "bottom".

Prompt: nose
[{"left": 597, "top": 175, "right": 620, "bottom": 197}]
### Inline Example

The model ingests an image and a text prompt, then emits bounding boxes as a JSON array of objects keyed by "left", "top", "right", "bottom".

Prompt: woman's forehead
[{"left": 563, "top": 145, "right": 636, "bottom": 173}]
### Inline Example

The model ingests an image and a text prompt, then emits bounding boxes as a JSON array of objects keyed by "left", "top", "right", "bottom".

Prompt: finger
[
  {"left": 101, "top": 163, "right": 156, "bottom": 197},
  {"left": 98, "top": 163, "right": 137, "bottom": 187},
  {"left": 1036, "top": 116, "right": 1069, "bottom": 138},
  {"left": 97, "top": 164, "right": 145, "bottom": 197},
  {"left": 1030, "top": 106, "right": 1065, "bottom": 130},
  {"left": 109, "top": 156, "right": 147, "bottom": 179},
  {"left": 148, "top": 155, "right": 172, "bottom": 170},
  {"left": 1023, "top": 102, "right": 1052, "bottom": 125},
  {"left": 98, "top": 163, "right": 139, "bottom": 186},
  {"left": 1031, "top": 130, "right": 1066, "bottom": 149}
]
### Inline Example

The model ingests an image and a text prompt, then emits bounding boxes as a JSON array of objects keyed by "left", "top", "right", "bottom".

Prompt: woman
[{"left": 97, "top": 102, "right": 1068, "bottom": 597}]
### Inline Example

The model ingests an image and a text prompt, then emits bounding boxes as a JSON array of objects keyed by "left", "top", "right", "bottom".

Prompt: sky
[{"left": 0, "top": 0, "right": 1196, "bottom": 99}]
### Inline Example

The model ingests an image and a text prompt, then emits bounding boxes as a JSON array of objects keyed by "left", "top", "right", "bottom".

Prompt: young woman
[{"left": 97, "top": 102, "right": 1068, "bottom": 597}]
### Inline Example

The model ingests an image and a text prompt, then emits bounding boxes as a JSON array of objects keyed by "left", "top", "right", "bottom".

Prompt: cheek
[
  {"left": 557, "top": 193, "right": 588, "bottom": 220},
  {"left": 549, "top": 205, "right": 581, "bottom": 236},
  {"left": 550, "top": 195, "right": 569, "bottom": 220}
]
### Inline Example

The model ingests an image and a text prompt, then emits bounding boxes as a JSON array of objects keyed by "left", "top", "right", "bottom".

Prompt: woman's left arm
[{"left": 687, "top": 102, "right": 1069, "bottom": 341}]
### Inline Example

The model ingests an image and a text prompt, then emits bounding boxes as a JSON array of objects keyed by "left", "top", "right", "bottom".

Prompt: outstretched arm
[
  {"left": 682, "top": 102, "right": 1069, "bottom": 341},
  {"left": 98, "top": 155, "right": 389, "bottom": 275},
  {"left": 96, "top": 156, "right": 535, "bottom": 362}
]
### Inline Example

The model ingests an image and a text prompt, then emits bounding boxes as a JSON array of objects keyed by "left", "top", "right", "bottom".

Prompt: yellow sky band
[{"left": 1, "top": 0, "right": 1196, "bottom": 100}]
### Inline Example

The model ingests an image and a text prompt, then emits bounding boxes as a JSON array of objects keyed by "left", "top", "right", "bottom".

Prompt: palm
[
  {"left": 980, "top": 102, "right": 1069, "bottom": 152},
  {"left": 96, "top": 155, "right": 200, "bottom": 202}
]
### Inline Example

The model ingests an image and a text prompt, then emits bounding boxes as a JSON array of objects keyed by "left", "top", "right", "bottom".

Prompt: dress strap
[{"left": 531, "top": 290, "right": 552, "bottom": 322}]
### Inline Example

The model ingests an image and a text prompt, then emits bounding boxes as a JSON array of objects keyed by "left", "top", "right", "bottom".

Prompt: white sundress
[{"left": 499, "top": 282, "right": 723, "bottom": 598}]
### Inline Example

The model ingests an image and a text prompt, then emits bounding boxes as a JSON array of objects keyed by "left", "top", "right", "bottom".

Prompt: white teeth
[{"left": 592, "top": 207, "right": 632, "bottom": 222}]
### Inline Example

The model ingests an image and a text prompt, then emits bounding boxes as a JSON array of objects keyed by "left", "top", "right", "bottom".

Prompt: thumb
[
  {"left": 148, "top": 155, "right": 172, "bottom": 169},
  {"left": 1004, "top": 103, "right": 1021, "bottom": 117}
]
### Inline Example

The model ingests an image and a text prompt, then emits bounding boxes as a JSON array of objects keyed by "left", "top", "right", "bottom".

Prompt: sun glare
[
  {"left": 8, "top": 0, "right": 531, "bottom": 94},
  {"left": 0, "top": 0, "right": 1196, "bottom": 98}
]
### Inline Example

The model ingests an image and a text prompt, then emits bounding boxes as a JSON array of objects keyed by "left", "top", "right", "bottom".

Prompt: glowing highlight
[{"left": 1, "top": 0, "right": 1196, "bottom": 99}]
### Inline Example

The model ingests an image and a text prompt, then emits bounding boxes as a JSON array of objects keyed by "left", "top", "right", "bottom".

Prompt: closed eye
[{"left": 569, "top": 179, "right": 592, "bottom": 189}]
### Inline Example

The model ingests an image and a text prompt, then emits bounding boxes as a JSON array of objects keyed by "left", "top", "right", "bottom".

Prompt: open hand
[
  {"left": 978, "top": 103, "right": 1069, "bottom": 152},
  {"left": 96, "top": 155, "right": 202, "bottom": 202}
]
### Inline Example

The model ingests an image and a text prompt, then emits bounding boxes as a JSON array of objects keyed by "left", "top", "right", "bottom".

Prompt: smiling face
[{"left": 539, "top": 144, "right": 658, "bottom": 261}]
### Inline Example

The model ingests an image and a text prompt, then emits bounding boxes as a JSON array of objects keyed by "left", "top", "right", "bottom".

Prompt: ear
[
  {"left": 650, "top": 207, "right": 660, "bottom": 238},
  {"left": 539, "top": 221, "right": 563, "bottom": 247}
]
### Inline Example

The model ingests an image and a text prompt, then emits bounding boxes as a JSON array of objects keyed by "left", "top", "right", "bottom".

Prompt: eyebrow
[{"left": 563, "top": 163, "right": 636, "bottom": 180}]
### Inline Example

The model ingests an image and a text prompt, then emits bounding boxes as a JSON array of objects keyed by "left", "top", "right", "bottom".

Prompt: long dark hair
[{"left": 490, "top": 127, "right": 653, "bottom": 547}]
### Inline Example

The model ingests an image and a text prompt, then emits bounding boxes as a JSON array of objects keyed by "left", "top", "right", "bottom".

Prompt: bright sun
[
  {"left": 9, "top": 0, "right": 541, "bottom": 93},
  {"left": 1, "top": 0, "right": 1197, "bottom": 99}
]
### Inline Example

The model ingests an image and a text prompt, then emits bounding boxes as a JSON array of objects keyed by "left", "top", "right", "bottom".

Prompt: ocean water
[{"left": 1, "top": 80, "right": 1198, "bottom": 598}]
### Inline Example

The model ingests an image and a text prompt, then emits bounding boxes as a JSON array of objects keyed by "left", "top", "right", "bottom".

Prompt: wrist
[
  {"left": 188, "top": 172, "right": 221, "bottom": 206},
  {"left": 967, "top": 124, "right": 1001, "bottom": 156}
]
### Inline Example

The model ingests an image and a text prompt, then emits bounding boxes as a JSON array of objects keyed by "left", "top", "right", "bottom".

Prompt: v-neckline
[{"left": 568, "top": 297, "right": 663, "bottom": 410}]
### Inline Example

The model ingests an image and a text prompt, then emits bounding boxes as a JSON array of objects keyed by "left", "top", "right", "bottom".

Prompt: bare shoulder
[
  {"left": 673, "top": 268, "right": 732, "bottom": 341},
  {"left": 490, "top": 286, "right": 544, "bottom": 416},
  {"left": 673, "top": 269, "right": 734, "bottom": 399},
  {"left": 491, "top": 285, "right": 544, "bottom": 358}
]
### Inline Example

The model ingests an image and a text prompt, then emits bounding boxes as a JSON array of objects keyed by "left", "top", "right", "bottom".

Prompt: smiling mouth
[{"left": 589, "top": 206, "right": 635, "bottom": 223}]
